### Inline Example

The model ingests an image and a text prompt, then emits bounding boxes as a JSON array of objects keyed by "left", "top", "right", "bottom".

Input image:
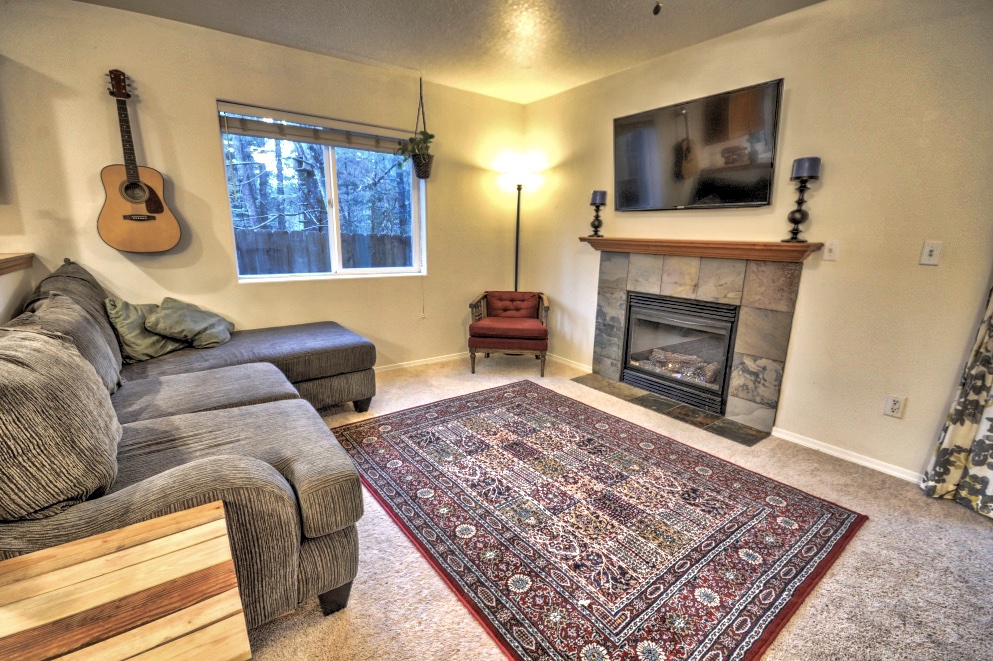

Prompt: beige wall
[
  {"left": 0, "top": 0, "right": 524, "bottom": 367},
  {"left": 522, "top": 0, "right": 993, "bottom": 474},
  {"left": 4, "top": 0, "right": 991, "bottom": 476}
]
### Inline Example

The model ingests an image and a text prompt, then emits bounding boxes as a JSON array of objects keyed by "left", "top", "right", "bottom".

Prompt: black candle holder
[
  {"left": 783, "top": 178, "right": 811, "bottom": 243},
  {"left": 589, "top": 204, "right": 604, "bottom": 237},
  {"left": 589, "top": 190, "right": 606, "bottom": 237}
]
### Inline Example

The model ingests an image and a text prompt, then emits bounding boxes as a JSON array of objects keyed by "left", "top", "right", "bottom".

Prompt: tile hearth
[{"left": 591, "top": 246, "right": 813, "bottom": 433}]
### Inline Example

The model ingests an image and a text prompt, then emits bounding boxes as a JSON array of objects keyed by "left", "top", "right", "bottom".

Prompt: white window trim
[{"left": 218, "top": 101, "right": 427, "bottom": 281}]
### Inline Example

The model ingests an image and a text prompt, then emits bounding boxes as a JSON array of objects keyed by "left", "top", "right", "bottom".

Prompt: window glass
[{"left": 219, "top": 106, "right": 424, "bottom": 279}]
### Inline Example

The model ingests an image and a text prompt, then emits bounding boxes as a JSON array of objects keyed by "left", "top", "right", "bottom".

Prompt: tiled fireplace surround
[{"left": 588, "top": 240, "right": 819, "bottom": 433}]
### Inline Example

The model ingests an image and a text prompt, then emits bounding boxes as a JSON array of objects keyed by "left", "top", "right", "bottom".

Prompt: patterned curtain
[{"left": 921, "top": 288, "right": 993, "bottom": 518}]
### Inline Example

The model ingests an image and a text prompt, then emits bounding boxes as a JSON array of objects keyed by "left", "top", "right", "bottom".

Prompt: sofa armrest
[
  {"left": 0, "top": 455, "right": 302, "bottom": 629},
  {"left": 539, "top": 293, "right": 550, "bottom": 326},
  {"left": 469, "top": 293, "right": 487, "bottom": 323},
  {"left": 282, "top": 434, "right": 364, "bottom": 539}
]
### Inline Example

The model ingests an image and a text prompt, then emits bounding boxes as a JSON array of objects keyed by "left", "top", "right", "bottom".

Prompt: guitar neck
[{"left": 115, "top": 98, "right": 140, "bottom": 183}]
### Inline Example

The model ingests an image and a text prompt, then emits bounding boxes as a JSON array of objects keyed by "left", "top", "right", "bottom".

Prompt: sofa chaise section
[{"left": 119, "top": 322, "right": 377, "bottom": 412}]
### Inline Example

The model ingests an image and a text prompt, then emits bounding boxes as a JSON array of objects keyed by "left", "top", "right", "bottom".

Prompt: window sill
[{"left": 237, "top": 270, "right": 426, "bottom": 284}]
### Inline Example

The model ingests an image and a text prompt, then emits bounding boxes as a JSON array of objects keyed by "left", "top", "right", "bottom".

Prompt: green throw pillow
[
  {"left": 144, "top": 297, "right": 235, "bottom": 349},
  {"left": 105, "top": 297, "right": 187, "bottom": 363}
]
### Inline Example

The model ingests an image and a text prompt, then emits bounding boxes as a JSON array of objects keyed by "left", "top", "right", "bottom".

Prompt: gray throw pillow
[
  {"left": 5, "top": 293, "right": 122, "bottom": 393},
  {"left": 105, "top": 297, "right": 187, "bottom": 363},
  {"left": 144, "top": 297, "right": 235, "bottom": 349},
  {"left": 24, "top": 258, "right": 124, "bottom": 370},
  {"left": 0, "top": 328, "right": 121, "bottom": 521}
]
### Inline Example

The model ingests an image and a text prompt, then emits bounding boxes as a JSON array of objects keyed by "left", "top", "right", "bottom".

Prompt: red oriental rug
[{"left": 333, "top": 382, "right": 866, "bottom": 660}]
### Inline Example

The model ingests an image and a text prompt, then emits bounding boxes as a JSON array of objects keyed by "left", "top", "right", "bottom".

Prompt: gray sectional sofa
[{"left": 0, "top": 260, "right": 376, "bottom": 629}]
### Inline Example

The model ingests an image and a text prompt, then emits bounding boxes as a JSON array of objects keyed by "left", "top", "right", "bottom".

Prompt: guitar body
[
  {"left": 99, "top": 70, "right": 182, "bottom": 253},
  {"left": 98, "top": 164, "right": 180, "bottom": 253}
]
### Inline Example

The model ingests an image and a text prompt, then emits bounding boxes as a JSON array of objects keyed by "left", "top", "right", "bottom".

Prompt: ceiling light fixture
[{"left": 653, "top": 1, "right": 662, "bottom": 15}]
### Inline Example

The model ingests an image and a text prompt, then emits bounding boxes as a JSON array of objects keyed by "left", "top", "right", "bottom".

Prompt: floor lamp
[{"left": 514, "top": 183, "right": 522, "bottom": 291}]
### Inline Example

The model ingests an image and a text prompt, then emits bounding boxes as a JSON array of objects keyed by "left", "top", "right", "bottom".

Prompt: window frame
[{"left": 217, "top": 101, "right": 427, "bottom": 282}]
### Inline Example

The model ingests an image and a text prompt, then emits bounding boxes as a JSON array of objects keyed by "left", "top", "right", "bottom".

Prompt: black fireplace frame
[{"left": 621, "top": 292, "right": 739, "bottom": 415}]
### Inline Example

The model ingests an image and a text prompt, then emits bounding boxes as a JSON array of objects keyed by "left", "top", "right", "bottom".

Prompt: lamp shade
[
  {"left": 590, "top": 190, "right": 607, "bottom": 206},
  {"left": 791, "top": 157, "right": 821, "bottom": 180}
]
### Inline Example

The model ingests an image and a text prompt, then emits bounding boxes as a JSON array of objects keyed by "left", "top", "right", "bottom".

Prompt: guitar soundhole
[{"left": 120, "top": 181, "right": 149, "bottom": 203}]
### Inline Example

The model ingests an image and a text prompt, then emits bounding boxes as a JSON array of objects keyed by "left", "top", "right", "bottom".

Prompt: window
[{"left": 218, "top": 103, "right": 425, "bottom": 279}]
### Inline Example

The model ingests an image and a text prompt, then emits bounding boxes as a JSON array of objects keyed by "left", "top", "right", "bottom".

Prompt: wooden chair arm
[
  {"left": 539, "top": 293, "right": 550, "bottom": 326},
  {"left": 469, "top": 293, "right": 487, "bottom": 323}
]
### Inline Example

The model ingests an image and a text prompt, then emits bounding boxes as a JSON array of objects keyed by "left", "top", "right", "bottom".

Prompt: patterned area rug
[{"left": 334, "top": 382, "right": 866, "bottom": 660}]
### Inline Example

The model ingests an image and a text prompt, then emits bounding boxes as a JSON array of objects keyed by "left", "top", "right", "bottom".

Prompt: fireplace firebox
[{"left": 622, "top": 293, "right": 738, "bottom": 414}]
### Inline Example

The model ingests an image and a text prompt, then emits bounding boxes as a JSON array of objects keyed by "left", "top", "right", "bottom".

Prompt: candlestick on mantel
[{"left": 589, "top": 190, "right": 607, "bottom": 237}]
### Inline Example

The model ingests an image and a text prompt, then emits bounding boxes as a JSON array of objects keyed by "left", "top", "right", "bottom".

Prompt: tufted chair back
[{"left": 485, "top": 291, "right": 541, "bottom": 319}]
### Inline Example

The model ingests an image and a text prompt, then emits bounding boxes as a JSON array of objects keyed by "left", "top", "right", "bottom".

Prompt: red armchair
[{"left": 468, "top": 291, "right": 550, "bottom": 376}]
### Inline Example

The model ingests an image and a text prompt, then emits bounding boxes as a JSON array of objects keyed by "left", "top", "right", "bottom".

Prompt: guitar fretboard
[{"left": 116, "top": 98, "right": 140, "bottom": 184}]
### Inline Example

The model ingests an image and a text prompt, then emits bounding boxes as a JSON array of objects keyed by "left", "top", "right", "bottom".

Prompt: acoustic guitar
[{"left": 98, "top": 70, "right": 181, "bottom": 253}]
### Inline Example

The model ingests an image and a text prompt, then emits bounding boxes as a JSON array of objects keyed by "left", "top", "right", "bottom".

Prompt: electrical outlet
[
  {"left": 919, "top": 240, "right": 942, "bottom": 266},
  {"left": 823, "top": 240, "right": 840, "bottom": 262},
  {"left": 883, "top": 395, "right": 907, "bottom": 418}
]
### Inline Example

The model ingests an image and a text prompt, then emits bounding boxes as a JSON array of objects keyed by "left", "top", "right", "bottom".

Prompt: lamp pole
[{"left": 514, "top": 183, "right": 522, "bottom": 292}]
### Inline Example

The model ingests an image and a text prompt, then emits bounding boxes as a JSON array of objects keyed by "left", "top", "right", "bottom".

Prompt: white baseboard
[
  {"left": 375, "top": 352, "right": 467, "bottom": 373},
  {"left": 772, "top": 426, "right": 923, "bottom": 484},
  {"left": 547, "top": 353, "right": 593, "bottom": 372}
]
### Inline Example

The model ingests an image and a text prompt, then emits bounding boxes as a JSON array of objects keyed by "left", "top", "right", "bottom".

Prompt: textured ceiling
[{"left": 77, "top": 0, "right": 823, "bottom": 104}]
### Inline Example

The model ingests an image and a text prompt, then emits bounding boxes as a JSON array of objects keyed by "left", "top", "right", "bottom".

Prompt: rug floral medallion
[{"left": 334, "top": 382, "right": 867, "bottom": 660}]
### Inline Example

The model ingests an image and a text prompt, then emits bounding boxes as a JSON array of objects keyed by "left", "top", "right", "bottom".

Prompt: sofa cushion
[
  {"left": 116, "top": 400, "right": 362, "bottom": 538},
  {"left": 485, "top": 291, "right": 541, "bottom": 318},
  {"left": 0, "top": 329, "right": 120, "bottom": 521},
  {"left": 24, "top": 258, "right": 124, "bottom": 370},
  {"left": 120, "top": 322, "right": 376, "bottom": 384},
  {"left": 145, "top": 297, "right": 235, "bottom": 349},
  {"left": 6, "top": 293, "right": 122, "bottom": 393},
  {"left": 469, "top": 316, "right": 548, "bottom": 340},
  {"left": 105, "top": 297, "right": 187, "bottom": 363},
  {"left": 112, "top": 363, "right": 300, "bottom": 424}
]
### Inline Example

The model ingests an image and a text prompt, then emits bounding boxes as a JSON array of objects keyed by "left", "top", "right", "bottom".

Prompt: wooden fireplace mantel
[{"left": 578, "top": 237, "right": 822, "bottom": 262}]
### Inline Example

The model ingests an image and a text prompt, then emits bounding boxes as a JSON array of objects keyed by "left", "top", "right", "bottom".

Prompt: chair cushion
[
  {"left": 6, "top": 293, "right": 122, "bottom": 393},
  {"left": 469, "top": 316, "right": 548, "bottom": 340},
  {"left": 120, "top": 322, "right": 376, "bottom": 384},
  {"left": 117, "top": 400, "right": 362, "bottom": 538},
  {"left": 24, "top": 258, "right": 124, "bottom": 370},
  {"left": 485, "top": 291, "right": 540, "bottom": 318},
  {"left": 0, "top": 329, "right": 120, "bottom": 521},
  {"left": 112, "top": 363, "right": 300, "bottom": 424},
  {"left": 105, "top": 297, "right": 187, "bottom": 364}
]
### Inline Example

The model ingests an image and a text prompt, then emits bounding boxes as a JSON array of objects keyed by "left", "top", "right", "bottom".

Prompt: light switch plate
[
  {"left": 823, "top": 240, "right": 840, "bottom": 261},
  {"left": 919, "top": 240, "right": 942, "bottom": 266}
]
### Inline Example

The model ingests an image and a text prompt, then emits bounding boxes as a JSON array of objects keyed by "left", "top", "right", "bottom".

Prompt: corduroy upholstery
[
  {"left": 120, "top": 322, "right": 376, "bottom": 411},
  {"left": 1, "top": 260, "right": 375, "bottom": 628},
  {"left": 468, "top": 291, "right": 550, "bottom": 376},
  {"left": 8, "top": 293, "right": 122, "bottom": 393},
  {"left": 0, "top": 329, "right": 121, "bottom": 521},
  {"left": 116, "top": 400, "right": 363, "bottom": 539},
  {"left": 111, "top": 363, "right": 300, "bottom": 424}
]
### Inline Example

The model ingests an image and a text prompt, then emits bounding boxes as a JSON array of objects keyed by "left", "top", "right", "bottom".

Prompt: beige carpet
[{"left": 249, "top": 356, "right": 993, "bottom": 660}]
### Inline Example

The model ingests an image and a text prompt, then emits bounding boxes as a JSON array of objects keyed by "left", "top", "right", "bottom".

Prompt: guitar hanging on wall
[{"left": 97, "top": 69, "right": 181, "bottom": 253}]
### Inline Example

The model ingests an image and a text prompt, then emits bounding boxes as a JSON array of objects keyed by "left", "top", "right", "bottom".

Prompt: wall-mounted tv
[{"left": 613, "top": 79, "right": 783, "bottom": 211}]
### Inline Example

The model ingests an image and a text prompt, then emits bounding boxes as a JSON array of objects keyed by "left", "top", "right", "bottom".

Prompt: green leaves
[{"left": 396, "top": 130, "right": 435, "bottom": 158}]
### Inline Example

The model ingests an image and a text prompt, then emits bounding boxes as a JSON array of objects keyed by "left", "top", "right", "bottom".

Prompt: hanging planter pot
[
  {"left": 412, "top": 153, "right": 434, "bottom": 179},
  {"left": 396, "top": 78, "right": 435, "bottom": 180}
]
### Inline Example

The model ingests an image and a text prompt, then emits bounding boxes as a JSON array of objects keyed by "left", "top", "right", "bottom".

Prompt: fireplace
[{"left": 622, "top": 293, "right": 738, "bottom": 415}]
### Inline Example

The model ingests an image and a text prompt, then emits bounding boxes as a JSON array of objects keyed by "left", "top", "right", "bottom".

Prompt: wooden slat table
[{"left": 0, "top": 502, "right": 251, "bottom": 660}]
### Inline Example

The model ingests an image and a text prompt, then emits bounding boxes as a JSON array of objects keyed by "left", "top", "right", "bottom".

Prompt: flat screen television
[{"left": 613, "top": 79, "right": 783, "bottom": 211}]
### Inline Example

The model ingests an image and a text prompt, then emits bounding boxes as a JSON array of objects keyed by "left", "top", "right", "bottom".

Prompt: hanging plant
[{"left": 396, "top": 78, "right": 435, "bottom": 179}]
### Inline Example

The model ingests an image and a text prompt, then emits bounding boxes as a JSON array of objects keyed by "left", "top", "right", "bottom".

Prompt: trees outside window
[{"left": 219, "top": 106, "right": 424, "bottom": 278}]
